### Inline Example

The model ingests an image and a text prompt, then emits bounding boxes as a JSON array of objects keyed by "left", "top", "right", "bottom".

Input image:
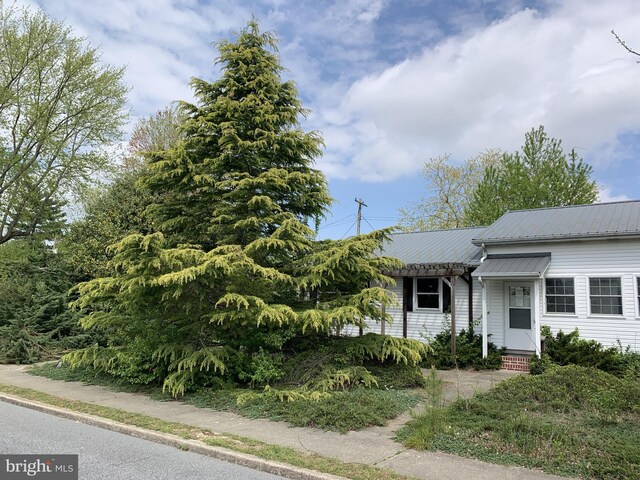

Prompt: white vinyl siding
[
  {"left": 485, "top": 238, "right": 640, "bottom": 350},
  {"left": 363, "top": 277, "right": 477, "bottom": 342}
]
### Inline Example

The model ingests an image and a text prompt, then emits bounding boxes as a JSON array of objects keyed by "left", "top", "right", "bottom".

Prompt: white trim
[
  {"left": 413, "top": 277, "right": 444, "bottom": 312},
  {"left": 480, "top": 277, "right": 488, "bottom": 358},
  {"left": 503, "top": 281, "right": 536, "bottom": 352},
  {"left": 534, "top": 279, "right": 541, "bottom": 355},
  {"left": 634, "top": 275, "right": 640, "bottom": 320},
  {"left": 586, "top": 275, "right": 624, "bottom": 317}
]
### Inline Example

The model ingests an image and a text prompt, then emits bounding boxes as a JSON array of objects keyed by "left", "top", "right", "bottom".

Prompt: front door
[{"left": 504, "top": 283, "right": 536, "bottom": 351}]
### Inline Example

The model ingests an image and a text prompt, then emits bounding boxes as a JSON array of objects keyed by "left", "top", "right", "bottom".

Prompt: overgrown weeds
[{"left": 398, "top": 365, "right": 640, "bottom": 479}]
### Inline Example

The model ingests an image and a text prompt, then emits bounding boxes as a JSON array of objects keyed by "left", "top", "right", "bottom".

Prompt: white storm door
[{"left": 504, "top": 283, "right": 536, "bottom": 351}]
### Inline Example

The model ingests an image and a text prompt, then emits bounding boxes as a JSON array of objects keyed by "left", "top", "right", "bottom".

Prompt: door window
[{"left": 509, "top": 286, "right": 531, "bottom": 329}]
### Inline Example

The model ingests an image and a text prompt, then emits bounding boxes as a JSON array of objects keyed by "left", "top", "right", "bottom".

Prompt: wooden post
[
  {"left": 380, "top": 282, "right": 386, "bottom": 335},
  {"left": 402, "top": 277, "right": 408, "bottom": 338},
  {"left": 450, "top": 276, "right": 457, "bottom": 356}
]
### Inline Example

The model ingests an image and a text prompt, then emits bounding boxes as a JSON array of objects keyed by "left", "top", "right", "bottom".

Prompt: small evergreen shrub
[
  {"left": 531, "top": 327, "right": 640, "bottom": 379},
  {"left": 422, "top": 328, "right": 504, "bottom": 370}
]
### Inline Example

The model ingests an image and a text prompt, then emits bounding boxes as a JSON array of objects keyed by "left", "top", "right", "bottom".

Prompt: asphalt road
[{"left": 0, "top": 401, "right": 285, "bottom": 480}]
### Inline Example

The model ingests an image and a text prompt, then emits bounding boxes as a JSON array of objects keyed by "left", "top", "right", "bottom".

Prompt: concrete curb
[{"left": 0, "top": 393, "right": 346, "bottom": 480}]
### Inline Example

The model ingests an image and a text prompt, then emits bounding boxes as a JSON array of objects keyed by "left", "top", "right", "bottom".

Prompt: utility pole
[
  {"left": 355, "top": 198, "right": 367, "bottom": 235},
  {"left": 355, "top": 198, "right": 367, "bottom": 336}
]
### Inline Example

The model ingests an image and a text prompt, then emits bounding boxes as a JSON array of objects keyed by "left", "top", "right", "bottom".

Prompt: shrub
[
  {"left": 532, "top": 327, "right": 640, "bottom": 379},
  {"left": 422, "top": 328, "right": 504, "bottom": 370}
]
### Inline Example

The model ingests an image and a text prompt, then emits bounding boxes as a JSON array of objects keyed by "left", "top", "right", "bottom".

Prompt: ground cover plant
[
  {"left": 30, "top": 333, "right": 427, "bottom": 433},
  {"left": 398, "top": 365, "right": 640, "bottom": 479}
]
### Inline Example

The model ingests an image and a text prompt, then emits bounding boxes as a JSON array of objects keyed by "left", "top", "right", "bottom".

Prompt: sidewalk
[{"left": 0, "top": 365, "right": 564, "bottom": 480}]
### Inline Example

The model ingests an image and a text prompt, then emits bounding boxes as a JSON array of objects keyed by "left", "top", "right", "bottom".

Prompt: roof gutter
[{"left": 472, "top": 232, "right": 640, "bottom": 246}]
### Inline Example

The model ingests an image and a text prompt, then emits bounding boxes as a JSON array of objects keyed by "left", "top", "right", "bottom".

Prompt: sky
[{"left": 19, "top": 0, "right": 640, "bottom": 238}]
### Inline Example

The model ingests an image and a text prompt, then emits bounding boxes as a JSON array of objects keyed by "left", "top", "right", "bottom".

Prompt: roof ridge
[
  {"left": 501, "top": 199, "right": 640, "bottom": 216},
  {"left": 391, "top": 226, "right": 488, "bottom": 235}
]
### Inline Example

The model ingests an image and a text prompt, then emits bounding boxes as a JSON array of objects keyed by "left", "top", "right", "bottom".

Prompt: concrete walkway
[{"left": 0, "top": 365, "right": 564, "bottom": 480}]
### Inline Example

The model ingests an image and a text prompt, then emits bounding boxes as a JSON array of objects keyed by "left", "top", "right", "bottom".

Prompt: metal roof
[
  {"left": 472, "top": 253, "right": 551, "bottom": 278},
  {"left": 381, "top": 227, "right": 485, "bottom": 266},
  {"left": 473, "top": 200, "right": 640, "bottom": 245}
]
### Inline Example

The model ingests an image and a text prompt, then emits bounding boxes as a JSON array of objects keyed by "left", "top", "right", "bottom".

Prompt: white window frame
[
  {"left": 634, "top": 275, "right": 640, "bottom": 319},
  {"left": 414, "top": 277, "right": 442, "bottom": 311},
  {"left": 587, "top": 276, "right": 624, "bottom": 317},
  {"left": 543, "top": 276, "right": 577, "bottom": 316}
]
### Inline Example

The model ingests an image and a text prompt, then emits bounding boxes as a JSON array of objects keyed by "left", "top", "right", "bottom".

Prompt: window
[
  {"left": 416, "top": 278, "right": 439, "bottom": 309},
  {"left": 545, "top": 278, "right": 575, "bottom": 313},
  {"left": 637, "top": 277, "right": 640, "bottom": 315},
  {"left": 589, "top": 277, "right": 622, "bottom": 315}
]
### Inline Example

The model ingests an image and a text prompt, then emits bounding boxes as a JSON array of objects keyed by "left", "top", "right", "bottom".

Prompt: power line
[{"left": 340, "top": 220, "right": 357, "bottom": 239}]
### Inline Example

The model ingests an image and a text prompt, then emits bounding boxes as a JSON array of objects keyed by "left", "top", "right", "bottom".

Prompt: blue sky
[{"left": 22, "top": 0, "right": 640, "bottom": 238}]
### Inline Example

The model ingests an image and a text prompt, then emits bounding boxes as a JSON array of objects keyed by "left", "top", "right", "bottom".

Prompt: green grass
[
  {"left": 29, "top": 363, "right": 422, "bottom": 432},
  {"left": 0, "top": 384, "right": 415, "bottom": 480},
  {"left": 397, "top": 365, "right": 640, "bottom": 479}
]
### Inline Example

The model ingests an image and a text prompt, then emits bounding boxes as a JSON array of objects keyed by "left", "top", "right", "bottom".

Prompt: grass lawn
[
  {"left": 397, "top": 365, "right": 640, "bottom": 479},
  {"left": 29, "top": 363, "right": 423, "bottom": 433}
]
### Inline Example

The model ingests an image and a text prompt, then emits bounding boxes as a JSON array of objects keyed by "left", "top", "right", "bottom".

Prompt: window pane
[
  {"left": 416, "top": 278, "right": 438, "bottom": 294},
  {"left": 509, "top": 308, "right": 531, "bottom": 329},
  {"left": 545, "top": 278, "right": 575, "bottom": 314},
  {"left": 417, "top": 294, "right": 439, "bottom": 309}
]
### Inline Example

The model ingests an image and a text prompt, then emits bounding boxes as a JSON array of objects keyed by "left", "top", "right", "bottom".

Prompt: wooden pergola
[{"left": 385, "top": 262, "right": 476, "bottom": 355}]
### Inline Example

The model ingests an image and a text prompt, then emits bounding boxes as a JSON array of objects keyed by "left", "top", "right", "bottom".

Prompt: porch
[{"left": 472, "top": 253, "right": 551, "bottom": 357}]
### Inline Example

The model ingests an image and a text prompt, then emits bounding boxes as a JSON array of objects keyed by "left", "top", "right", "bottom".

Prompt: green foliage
[
  {"left": 398, "top": 365, "right": 640, "bottom": 479},
  {"left": 59, "top": 171, "right": 156, "bottom": 280},
  {"left": 399, "top": 151, "right": 500, "bottom": 231},
  {"left": 32, "top": 362, "right": 423, "bottom": 433},
  {"left": 422, "top": 328, "right": 504, "bottom": 370},
  {"left": 237, "top": 387, "right": 422, "bottom": 432},
  {"left": 464, "top": 126, "right": 599, "bottom": 226},
  {"left": 0, "top": 239, "right": 93, "bottom": 363},
  {"left": 0, "top": 3, "right": 127, "bottom": 244},
  {"left": 143, "top": 20, "right": 329, "bottom": 249},
  {"left": 531, "top": 327, "right": 640, "bottom": 379},
  {"left": 65, "top": 21, "right": 403, "bottom": 396}
]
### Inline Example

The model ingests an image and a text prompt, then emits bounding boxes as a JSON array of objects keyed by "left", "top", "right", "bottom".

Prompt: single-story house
[{"left": 348, "top": 200, "right": 640, "bottom": 362}]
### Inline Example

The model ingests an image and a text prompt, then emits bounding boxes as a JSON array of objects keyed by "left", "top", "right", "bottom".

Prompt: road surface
[{"left": 0, "top": 401, "right": 285, "bottom": 480}]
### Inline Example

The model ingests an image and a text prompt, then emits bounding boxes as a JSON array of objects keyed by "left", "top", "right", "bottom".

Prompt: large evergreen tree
[
  {"left": 145, "top": 23, "right": 329, "bottom": 249},
  {"left": 66, "top": 22, "right": 411, "bottom": 396}
]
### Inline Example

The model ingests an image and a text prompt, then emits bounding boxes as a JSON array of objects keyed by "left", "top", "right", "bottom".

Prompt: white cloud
[
  {"left": 598, "top": 186, "right": 631, "bottom": 203},
  {"left": 322, "top": 0, "right": 640, "bottom": 181}
]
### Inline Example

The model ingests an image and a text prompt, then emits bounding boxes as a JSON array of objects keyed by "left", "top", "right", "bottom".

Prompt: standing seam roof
[
  {"left": 381, "top": 227, "right": 486, "bottom": 265},
  {"left": 472, "top": 200, "right": 640, "bottom": 245}
]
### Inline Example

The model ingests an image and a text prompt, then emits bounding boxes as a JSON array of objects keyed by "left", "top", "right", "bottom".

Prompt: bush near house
[
  {"left": 422, "top": 328, "right": 505, "bottom": 370},
  {"left": 531, "top": 327, "right": 640, "bottom": 379}
]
